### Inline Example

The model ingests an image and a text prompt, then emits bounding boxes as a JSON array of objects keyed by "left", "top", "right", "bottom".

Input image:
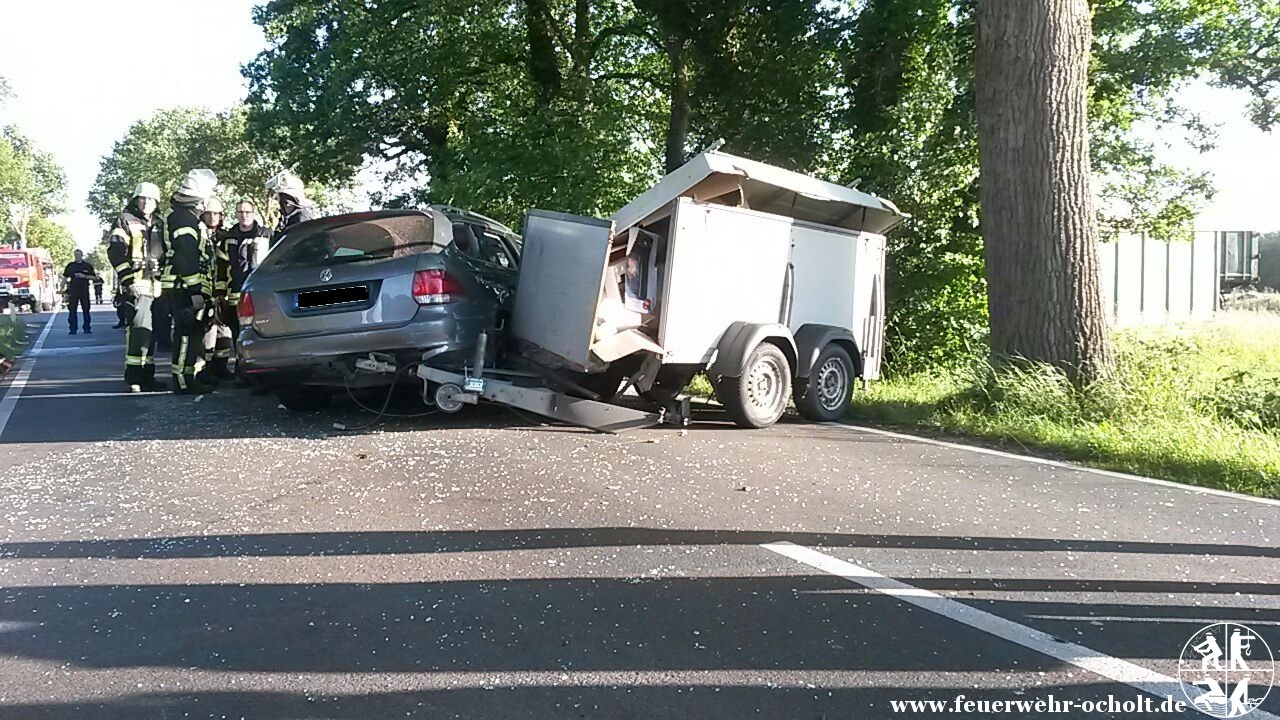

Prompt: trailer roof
[{"left": 610, "top": 150, "right": 907, "bottom": 235}]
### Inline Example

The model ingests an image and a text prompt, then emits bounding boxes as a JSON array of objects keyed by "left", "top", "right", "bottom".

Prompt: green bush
[
  {"left": 0, "top": 315, "right": 27, "bottom": 360},
  {"left": 850, "top": 311, "right": 1280, "bottom": 498}
]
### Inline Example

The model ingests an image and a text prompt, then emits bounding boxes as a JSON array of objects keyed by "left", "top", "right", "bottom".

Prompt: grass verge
[
  {"left": 0, "top": 314, "right": 28, "bottom": 361},
  {"left": 849, "top": 311, "right": 1280, "bottom": 499}
]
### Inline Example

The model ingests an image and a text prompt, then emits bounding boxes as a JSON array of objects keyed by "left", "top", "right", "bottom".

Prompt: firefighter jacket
[
  {"left": 106, "top": 207, "right": 166, "bottom": 298},
  {"left": 271, "top": 203, "right": 315, "bottom": 245},
  {"left": 207, "top": 224, "right": 230, "bottom": 299},
  {"left": 223, "top": 221, "right": 271, "bottom": 302},
  {"left": 166, "top": 202, "right": 214, "bottom": 302}
]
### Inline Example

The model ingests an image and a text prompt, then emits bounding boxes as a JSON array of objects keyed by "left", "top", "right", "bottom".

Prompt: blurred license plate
[{"left": 298, "top": 285, "right": 369, "bottom": 309}]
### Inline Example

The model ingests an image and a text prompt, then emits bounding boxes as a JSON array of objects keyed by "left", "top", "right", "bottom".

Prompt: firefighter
[
  {"left": 265, "top": 170, "right": 315, "bottom": 245},
  {"left": 106, "top": 181, "right": 167, "bottom": 392},
  {"left": 223, "top": 198, "right": 270, "bottom": 383},
  {"left": 200, "top": 196, "right": 234, "bottom": 381},
  {"left": 165, "top": 169, "right": 218, "bottom": 394}
]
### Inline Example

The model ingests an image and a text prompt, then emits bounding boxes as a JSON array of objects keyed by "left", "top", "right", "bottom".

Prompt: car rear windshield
[{"left": 267, "top": 215, "right": 438, "bottom": 270}]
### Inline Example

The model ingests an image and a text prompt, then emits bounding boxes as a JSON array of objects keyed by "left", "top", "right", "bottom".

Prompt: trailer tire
[
  {"left": 716, "top": 343, "right": 791, "bottom": 428},
  {"left": 794, "top": 343, "right": 855, "bottom": 422}
]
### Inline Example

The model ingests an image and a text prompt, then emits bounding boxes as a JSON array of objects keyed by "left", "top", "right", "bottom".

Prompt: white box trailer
[{"left": 418, "top": 150, "right": 904, "bottom": 430}]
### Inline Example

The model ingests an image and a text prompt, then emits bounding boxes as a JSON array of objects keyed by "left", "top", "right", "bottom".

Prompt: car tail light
[
  {"left": 412, "top": 269, "right": 464, "bottom": 304},
  {"left": 237, "top": 292, "right": 255, "bottom": 325}
]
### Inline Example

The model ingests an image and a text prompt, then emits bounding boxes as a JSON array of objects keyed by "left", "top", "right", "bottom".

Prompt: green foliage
[
  {"left": 88, "top": 107, "right": 197, "bottom": 223},
  {"left": 88, "top": 106, "right": 313, "bottom": 226},
  {"left": 1211, "top": 370, "right": 1280, "bottom": 431},
  {"left": 829, "top": 0, "right": 987, "bottom": 369},
  {"left": 23, "top": 216, "right": 75, "bottom": 268},
  {"left": 242, "top": 0, "right": 1280, "bottom": 373},
  {"left": 243, "top": 0, "right": 837, "bottom": 226},
  {"left": 836, "top": 0, "right": 1280, "bottom": 369},
  {"left": 0, "top": 127, "right": 65, "bottom": 218},
  {"left": 87, "top": 242, "right": 114, "bottom": 290},
  {"left": 851, "top": 311, "right": 1280, "bottom": 497},
  {"left": 0, "top": 80, "right": 68, "bottom": 255},
  {"left": 0, "top": 125, "right": 67, "bottom": 240},
  {"left": 0, "top": 314, "right": 27, "bottom": 361},
  {"left": 245, "top": 0, "right": 657, "bottom": 226},
  {"left": 681, "top": 0, "right": 839, "bottom": 170}
]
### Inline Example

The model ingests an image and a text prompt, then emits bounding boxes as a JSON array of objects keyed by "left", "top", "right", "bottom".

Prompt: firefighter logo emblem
[
  {"left": 1178, "top": 622, "right": 1273, "bottom": 717},
  {"left": 320, "top": 268, "right": 333, "bottom": 282}
]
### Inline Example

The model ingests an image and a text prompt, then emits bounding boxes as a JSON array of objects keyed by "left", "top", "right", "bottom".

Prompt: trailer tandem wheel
[
  {"left": 716, "top": 342, "right": 791, "bottom": 428},
  {"left": 794, "top": 343, "right": 855, "bottom": 422}
]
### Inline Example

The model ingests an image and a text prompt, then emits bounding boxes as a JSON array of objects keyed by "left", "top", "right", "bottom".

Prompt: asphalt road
[{"left": 0, "top": 310, "right": 1275, "bottom": 720}]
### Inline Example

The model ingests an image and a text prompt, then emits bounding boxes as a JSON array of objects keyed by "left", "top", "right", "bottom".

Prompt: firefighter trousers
[
  {"left": 203, "top": 301, "right": 233, "bottom": 362},
  {"left": 123, "top": 293, "right": 156, "bottom": 386},
  {"left": 171, "top": 295, "right": 208, "bottom": 390}
]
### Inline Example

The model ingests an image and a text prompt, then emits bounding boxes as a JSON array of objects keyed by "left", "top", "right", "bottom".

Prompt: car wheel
[
  {"left": 277, "top": 386, "right": 332, "bottom": 412},
  {"left": 40, "top": 302, "right": 52, "bottom": 312},
  {"left": 715, "top": 343, "right": 791, "bottom": 428},
  {"left": 794, "top": 343, "right": 855, "bottom": 422}
]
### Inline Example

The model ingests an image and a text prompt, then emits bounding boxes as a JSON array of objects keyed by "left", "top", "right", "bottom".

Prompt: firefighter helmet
[
  {"left": 132, "top": 182, "right": 161, "bottom": 202},
  {"left": 265, "top": 170, "right": 306, "bottom": 201},
  {"left": 175, "top": 169, "right": 217, "bottom": 201}
]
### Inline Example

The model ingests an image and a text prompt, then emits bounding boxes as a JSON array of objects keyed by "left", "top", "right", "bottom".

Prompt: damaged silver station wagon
[{"left": 236, "top": 206, "right": 520, "bottom": 411}]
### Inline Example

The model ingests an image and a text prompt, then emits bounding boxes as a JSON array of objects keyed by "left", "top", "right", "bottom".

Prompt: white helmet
[
  {"left": 266, "top": 170, "right": 306, "bottom": 201},
  {"left": 175, "top": 169, "right": 218, "bottom": 201},
  {"left": 201, "top": 196, "right": 225, "bottom": 214},
  {"left": 132, "top": 182, "right": 160, "bottom": 202}
]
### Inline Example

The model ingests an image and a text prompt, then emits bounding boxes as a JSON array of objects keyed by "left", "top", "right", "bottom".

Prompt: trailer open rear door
[{"left": 510, "top": 211, "right": 615, "bottom": 372}]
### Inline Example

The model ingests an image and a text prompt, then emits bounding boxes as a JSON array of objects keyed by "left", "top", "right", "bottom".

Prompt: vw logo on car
[{"left": 319, "top": 268, "right": 332, "bottom": 283}]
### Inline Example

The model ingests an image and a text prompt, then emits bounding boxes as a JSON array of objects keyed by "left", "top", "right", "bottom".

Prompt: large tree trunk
[
  {"left": 664, "top": 38, "right": 691, "bottom": 173},
  {"left": 975, "top": 0, "right": 1113, "bottom": 383},
  {"left": 524, "top": 0, "right": 563, "bottom": 104}
]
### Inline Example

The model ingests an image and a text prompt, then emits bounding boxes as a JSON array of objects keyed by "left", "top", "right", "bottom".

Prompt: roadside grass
[
  {"left": 849, "top": 311, "right": 1280, "bottom": 498},
  {"left": 0, "top": 314, "right": 28, "bottom": 361}
]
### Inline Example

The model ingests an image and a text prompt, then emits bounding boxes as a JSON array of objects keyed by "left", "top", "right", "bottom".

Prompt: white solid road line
[
  {"left": 761, "top": 541, "right": 1280, "bottom": 720},
  {"left": 837, "top": 422, "right": 1280, "bottom": 508},
  {"left": 0, "top": 311, "right": 59, "bottom": 439}
]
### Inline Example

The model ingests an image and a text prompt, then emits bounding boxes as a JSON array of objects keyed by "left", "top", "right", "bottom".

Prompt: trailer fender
[
  {"left": 793, "top": 324, "right": 863, "bottom": 379},
  {"left": 709, "top": 322, "right": 797, "bottom": 379}
]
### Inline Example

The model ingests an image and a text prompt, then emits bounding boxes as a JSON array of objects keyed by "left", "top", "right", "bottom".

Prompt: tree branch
[
  {"left": 589, "top": 21, "right": 662, "bottom": 59},
  {"left": 594, "top": 71, "right": 665, "bottom": 90}
]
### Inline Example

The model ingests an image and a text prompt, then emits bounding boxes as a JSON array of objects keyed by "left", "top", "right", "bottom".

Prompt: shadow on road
[
  {"left": 2, "top": 527, "right": 1275, "bottom": 560},
  {"left": 0, "top": 571, "right": 1255, "bottom": 675}
]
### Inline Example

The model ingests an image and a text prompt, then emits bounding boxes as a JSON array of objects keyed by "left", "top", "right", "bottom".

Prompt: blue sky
[
  {"left": 1, "top": 0, "right": 1277, "bottom": 251},
  {"left": 0, "top": 0, "right": 264, "bottom": 249}
]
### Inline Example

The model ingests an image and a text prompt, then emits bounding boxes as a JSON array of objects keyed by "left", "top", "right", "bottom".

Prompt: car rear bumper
[{"left": 238, "top": 311, "right": 491, "bottom": 386}]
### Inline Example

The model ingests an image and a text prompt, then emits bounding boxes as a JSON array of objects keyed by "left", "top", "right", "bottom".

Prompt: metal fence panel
[{"left": 1099, "top": 232, "right": 1217, "bottom": 328}]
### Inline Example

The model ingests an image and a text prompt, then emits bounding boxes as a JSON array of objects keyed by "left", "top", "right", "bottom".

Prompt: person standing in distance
[{"left": 62, "top": 249, "right": 96, "bottom": 335}]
